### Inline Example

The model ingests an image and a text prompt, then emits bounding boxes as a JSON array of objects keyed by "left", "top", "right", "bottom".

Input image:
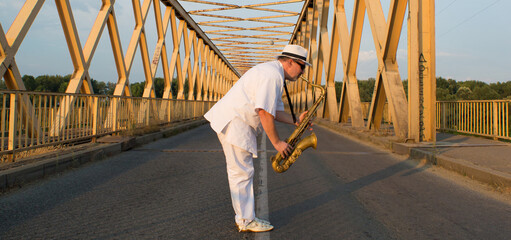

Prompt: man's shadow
[{"left": 268, "top": 152, "right": 428, "bottom": 233}]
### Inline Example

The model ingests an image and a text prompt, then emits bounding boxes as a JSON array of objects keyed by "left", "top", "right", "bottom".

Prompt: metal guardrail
[
  {"left": 436, "top": 100, "right": 511, "bottom": 140},
  {"left": 3, "top": 91, "right": 509, "bottom": 162},
  {"left": 0, "top": 91, "right": 214, "bottom": 161},
  {"left": 360, "top": 100, "right": 510, "bottom": 140}
]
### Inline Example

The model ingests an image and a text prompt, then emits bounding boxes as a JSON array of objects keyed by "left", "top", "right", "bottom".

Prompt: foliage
[
  {"left": 472, "top": 85, "right": 500, "bottom": 100},
  {"left": 2, "top": 74, "right": 509, "bottom": 101},
  {"left": 334, "top": 78, "right": 375, "bottom": 103},
  {"left": 490, "top": 82, "right": 511, "bottom": 99},
  {"left": 130, "top": 82, "right": 145, "bottom": 97},
  {"left": 92, "top": 79, "right": 115, "bottom": 95},
  {"left": 334, "top": 76, "right": 511, "bottom": 102},
  {"left": 455, "top": 86, "right": 472, "bottom": 100},
  {"left": 334, "top": 81, "right": 342, "bottom": 102},
  {"left": 130, "top": 77, "right": 189, "bottom": 98},
  {"left": 0, "top": 79, "right": 6, "bottom": 90},
  {"left": 23, "top": 74, "right": 71, "bottom": 92},
  {"left": 436, "top": 77, "right": 458, "bottom": 100},
  {"left": 358, "top": 78, "right": 376, "bottom": 102}
]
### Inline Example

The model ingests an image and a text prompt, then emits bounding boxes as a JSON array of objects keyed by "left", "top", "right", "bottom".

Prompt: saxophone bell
[{"left": 271, "top": 133, "right": 317, "bottom": 173}]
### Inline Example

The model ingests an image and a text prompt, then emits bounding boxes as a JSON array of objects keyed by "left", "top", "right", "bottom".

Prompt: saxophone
[{"left": 271, "top": 76, "right": 326, "bottom": 173}]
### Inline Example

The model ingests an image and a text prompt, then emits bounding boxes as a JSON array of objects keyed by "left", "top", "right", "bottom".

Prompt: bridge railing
[
  {"left": 0, "top": 91, "right": 213, "bottom": 161},
  {"left": 359, "top": 100, "right": 510, "bottom": 140},
  {"left": 436, "top": 100, "right": 511, "bottom": 140}
]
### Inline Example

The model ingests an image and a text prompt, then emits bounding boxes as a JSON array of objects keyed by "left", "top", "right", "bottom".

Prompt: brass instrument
[{"left": 271, "top": 76, "right": 326, "bottom": 173}]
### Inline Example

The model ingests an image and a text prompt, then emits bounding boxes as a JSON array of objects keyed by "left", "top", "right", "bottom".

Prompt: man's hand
[
  {"left": 297, "top": 111, "right": 314, "bottom": 130},
  {"left": 275, "top": 140, "right": 291, "bottom": 158}
]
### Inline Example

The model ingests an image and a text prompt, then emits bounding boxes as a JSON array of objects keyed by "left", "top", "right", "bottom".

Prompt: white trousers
[{"left": 217, "top": 132, "right": 255, "bottom": 227}]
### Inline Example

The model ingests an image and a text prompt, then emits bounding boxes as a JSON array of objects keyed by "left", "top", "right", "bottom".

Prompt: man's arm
[
  {"left": 257, "top": 109, "right": 291, "bottom": 157},
  {"left": 275, "top": 111, "right": 295, "bottom": 125}
]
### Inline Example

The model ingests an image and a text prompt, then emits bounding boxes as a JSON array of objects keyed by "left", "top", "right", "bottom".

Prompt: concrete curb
[
  {"left": 0, "top": 119, "right": 207, "bottom": 192},
  {"left": 405, "top": 146, "right": 511, "bottom": 190},
  {"left": 315, "top": 119, "right": 511, "bottom": 190}
]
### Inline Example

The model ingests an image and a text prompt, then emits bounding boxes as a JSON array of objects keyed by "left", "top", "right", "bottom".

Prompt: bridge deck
[{"left": 1, "top": 123, "right": 510, "bottom": 239}]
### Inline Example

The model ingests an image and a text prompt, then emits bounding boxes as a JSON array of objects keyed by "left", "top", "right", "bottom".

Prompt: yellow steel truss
[
  {"left": 0, "top": 0, "right": 439, "bottom": 153},
  {"left": 287, "top": 0, "right": 435, "bottom": 142},
  {"left": 181, "top": 0, "right": 305, "bottom": 74}
]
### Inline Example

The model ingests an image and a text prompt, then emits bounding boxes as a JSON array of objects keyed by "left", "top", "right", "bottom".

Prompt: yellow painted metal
[
  {"left": 436, "top": 100, "right": 511, "bottom": 141},
  {"left": 332, "top": 0, "right": 365, "bottom": 127},
  {"left": 1, "top": 0, "right": 239, "bottom": 141},
  {"left": 188, "top": 37, "right": 200, "bottom": 100},
  {"left": 1, "top": 0, "right": 442, "bottom": 147},
  {"left": 168, "top": 15, "right": 185, "bottom": 99},
  {"left": 109, "top": 8, "right": 130, "bottom": 97},
  {"left": 0, "top": 91, "right": 215, "bottom": 160},
  {"left": 313, "top": 0, "right": 331, "bottom": 119},
  {"left": 8, "top": 93, "right": 17, "bottom": 160},
  {"left": 284, "top": 0, "right": 436, "bottom": 141},
  {"left": 0, "top": 1, "right": 45, "bottom": 140},
  {"left": 55, "top": 0, "right": 93, "bottom": 94},
  {"left": 305, "top": 2, "right": 319, "bottom": 111},
  {"left": 408, "top": 0, "right": 436, "bottom": 142},
  {"left": 0, "top": 0, "right": 44, "bottom": 77},
  {"left": 364, "top": 0, "right": 409, "bottom": 139},
  {"left": 180, "top": 0, "right": 304, "bottom": 74}
]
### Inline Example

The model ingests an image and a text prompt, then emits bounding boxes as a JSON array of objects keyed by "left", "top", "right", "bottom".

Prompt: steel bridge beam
[
  {"left": 289, "top": 0, "right": 435, "bottom": 142},
  {"left": 0, "top": 0, "right": 436, "bottom": 143}
]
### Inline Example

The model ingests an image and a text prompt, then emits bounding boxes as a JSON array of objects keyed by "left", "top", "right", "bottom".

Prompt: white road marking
[{"left": 255, "top": 133, "right": 270, "bottom": 240}]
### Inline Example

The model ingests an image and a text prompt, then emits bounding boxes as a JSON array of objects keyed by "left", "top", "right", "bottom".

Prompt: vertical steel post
[
  {"left": 7, "top": 93, "right": 18, "bottom": 162},
  {"left": 408, "top": 0, "right": 436, "bottom": 142}
]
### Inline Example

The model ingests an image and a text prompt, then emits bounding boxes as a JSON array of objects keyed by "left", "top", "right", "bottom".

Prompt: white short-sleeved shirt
[{"left": 204, "top": 61, "right": 285, "bottom": 157}]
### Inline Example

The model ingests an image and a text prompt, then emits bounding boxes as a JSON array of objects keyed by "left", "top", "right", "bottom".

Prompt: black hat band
[{"left": 282, "top": 52, "right": 307, "bottom": 61}]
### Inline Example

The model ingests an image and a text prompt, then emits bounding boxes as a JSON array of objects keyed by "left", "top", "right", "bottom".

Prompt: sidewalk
[{"left": 316, "top": 119, "right": 511, "bottom": 192}]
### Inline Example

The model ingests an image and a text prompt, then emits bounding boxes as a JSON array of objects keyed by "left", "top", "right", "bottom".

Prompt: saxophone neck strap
[{"left": 283, "top": 80, "right": 296, "bottom": 124}]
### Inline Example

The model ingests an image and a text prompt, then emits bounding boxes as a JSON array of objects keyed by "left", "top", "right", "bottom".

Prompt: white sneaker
[
  {"left": 238, "top": 218, "right": 274, "bottom": 232},
  {"left": 255, "top": 217, "right": 270, "bottom": 225}
]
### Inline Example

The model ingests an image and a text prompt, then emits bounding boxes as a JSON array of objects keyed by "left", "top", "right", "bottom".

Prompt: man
[{"left": 204, "top": 45, "right": 311, "bottom": 232}]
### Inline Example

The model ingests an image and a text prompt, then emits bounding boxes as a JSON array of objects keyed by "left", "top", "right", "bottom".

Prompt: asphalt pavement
[
  {"left": 0, "top": 120, "right": 510, "bottom": 239},
  {"left": 316, "top": 119, "right": 511, "bottom": 192}
]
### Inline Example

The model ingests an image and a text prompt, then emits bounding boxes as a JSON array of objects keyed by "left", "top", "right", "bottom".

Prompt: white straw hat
[{"left": 277, "top": 45, "right": 311, "bottom": 66}]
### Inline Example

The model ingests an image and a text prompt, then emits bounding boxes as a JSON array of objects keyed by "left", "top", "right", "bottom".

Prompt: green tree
[
  {"left": 31, "top": 74, "right": 70, "bottom": 92},
  {"left": 10, "top": 74, "right": 511, "bottom": 101},
  {"left": 154, "top": 77, "right": 164, "bottom": 98},
  {"left": 335, "top": 81, "right": 342, "bottom": 102},
  {"left": 472, "top": 85, "right": 500, "bottom": 100},
  {"left": 22, "top": 75, "right": 37, "bottom": 91},
  {"left": 489, "top": 81, "right": 511, "bottom": 99},
  {"left": 436, "top": 77, "right": 458, "bottom": 98},
  {"left": 169, "top": 77, "right": 190, "bottom": 99},
  {"left": 437, "top": 88, "right": 456, "bottom": 100},
  {"left": 459, "top": 80, "right": 486, "bottom": 91},
  {"left": 0, "top": 79, "right": 6, "bottom": 90},
  {"left": 358, "top": 78, "right": 376, "bottom": 102},
  {"left": 402, "top": 79, "right": 408, "bottom": 98},
  {"left": 446, "top": 78, "right": 458, "bottom": 96},
  {"left": 456, "top": 86, "right": 472, "bottom": 100},
  {"left": 105, "top": 82, "right": 116, "bottom": 95},
  {"left": 92, "top": 79, "right": 107, "bottom": 94},
  {"left": 130, "top": 82, "right": 144, "bottom": 97},
  {"left": 58, "top": 81, "right": 68, "bottom": 92}
]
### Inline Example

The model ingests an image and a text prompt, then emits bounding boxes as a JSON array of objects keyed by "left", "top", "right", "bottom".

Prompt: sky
[{"left": 0, "top": 0, "right": 509, "bottom": 85}]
